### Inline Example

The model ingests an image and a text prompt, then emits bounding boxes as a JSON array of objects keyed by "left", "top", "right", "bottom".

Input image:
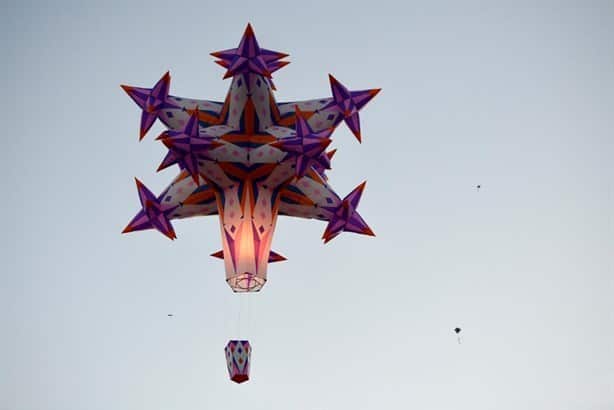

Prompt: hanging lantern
[
  {"left": 225, "top": 340, "right": 252, "bottom": 383},
  {"left": 217, "top": 184, "right": 280, "bottom": 292}
]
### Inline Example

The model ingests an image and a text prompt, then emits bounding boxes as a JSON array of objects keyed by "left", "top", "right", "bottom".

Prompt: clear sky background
[{"left": 2, "top": 0, "right": 613, "bottom": 409}]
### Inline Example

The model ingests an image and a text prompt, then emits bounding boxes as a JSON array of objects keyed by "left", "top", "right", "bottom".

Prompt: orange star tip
[
  {"left": 162, "top": 228, "right": 177, "bottom": 240},
  {"left": 120, "top": 84, "right": 131, "bottom": 93},
  {"left": 244, "top": 23, "right": 255, "bottom": 36},
  {"left": 353, "top": 130, "right": 362, "bottom": 143},
  {"left": 308, "top": 169, "right": 326, "bottom": 184},
  {"left": 363, "top": 226, "right": 376, "bottom": 237},
  {"left": 159, "top": 139, "right": 173, "bottom": 150},
  {"left": 121, "top": 225, "right": 134, "bottom": 234},
  {"left": 211, "top": 250, "right": 224, "bottom": 259}
]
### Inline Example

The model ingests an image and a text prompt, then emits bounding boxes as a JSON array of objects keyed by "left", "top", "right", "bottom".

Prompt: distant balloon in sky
[
  {"left": 121, "top": 24, "right": 379, "bottom": 293},
  {"left": 454, "top": 327, "right": 462, "bottom": 344}
]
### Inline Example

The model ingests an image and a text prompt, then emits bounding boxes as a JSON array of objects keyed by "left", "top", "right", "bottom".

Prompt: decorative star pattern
[
  {"left": 311, "top": 149, "right": 337, "bottom": 178},
  {"left": 271, "top": 106, "right": 333, "bottom": 177},
  {"left": 122, "top": 178, "right": 178, "bottom": 240},
  {"left": 121, "top": 71, "right": 181, "bottom": 140},
  {"left": 321, "top": 181, "right": 375, "bottom": 243},
  {"left": 156, "top": 109, "right": 219, "bottom": 183},
  {"left": 122, "top": 24, "right": 379, "bottom": 292},
  {"left": 321, "top": 74, "right": 381, "bottom": 142},
  {"left": 210, "top": 23, "right": 289, "bottom": 90}
]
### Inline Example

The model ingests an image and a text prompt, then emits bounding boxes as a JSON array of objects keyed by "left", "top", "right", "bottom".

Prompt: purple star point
[
  {"left": 210, "top": 23, "right": 289, "bottom": 83},
  {"left": 322, "top": 181, "right": 374, "bottom": 243},
  {"left": 122, "top": 178, "right": 177, "bottom": 240},
  {"left": 272, "top": 107, "right": 333, "bottom": 177},
  {"left": 157, "top": 109, "right": 216, "bottom": 183},
  {"left": 121, "top": 71, "right": 180, "bottom": 140},
  {"left": 321, "top": 74, "right": 381, "bottom": 143}
]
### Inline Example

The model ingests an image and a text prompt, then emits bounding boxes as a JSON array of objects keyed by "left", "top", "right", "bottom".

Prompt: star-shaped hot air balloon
[{"left": 122, "top": 24, "right": 379, "bottom": 293}]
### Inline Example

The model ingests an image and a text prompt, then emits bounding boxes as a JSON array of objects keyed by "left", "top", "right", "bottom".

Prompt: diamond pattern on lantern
[{"left": 225, "top": 340, "right": 251, "bottom": 384}]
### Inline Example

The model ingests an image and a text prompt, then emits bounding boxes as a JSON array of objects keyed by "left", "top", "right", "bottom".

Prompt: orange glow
[{"left": 218, "top": 182, "right": 279, "bottom": 292}]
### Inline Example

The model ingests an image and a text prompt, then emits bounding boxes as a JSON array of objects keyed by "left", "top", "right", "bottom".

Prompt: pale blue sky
[{"left": 2, "top": 1, "right": 613, "bottom": 409}]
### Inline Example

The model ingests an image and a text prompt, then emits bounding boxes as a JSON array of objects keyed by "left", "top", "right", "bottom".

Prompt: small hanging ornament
[{"left": 225, "top": 340, "right": 252, "bottom": 383}]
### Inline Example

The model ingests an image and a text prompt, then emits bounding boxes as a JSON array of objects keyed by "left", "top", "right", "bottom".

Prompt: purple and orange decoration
[{"left": 121, "top": 24, "right": 379, "bottom": 383}]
